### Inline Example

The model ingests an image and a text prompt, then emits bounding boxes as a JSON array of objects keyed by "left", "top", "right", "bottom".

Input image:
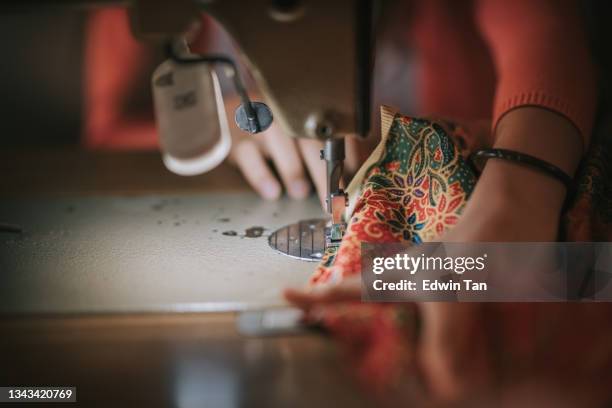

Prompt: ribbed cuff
[{"left": 494, "top": 91, "right": 591, "bottom": 152}]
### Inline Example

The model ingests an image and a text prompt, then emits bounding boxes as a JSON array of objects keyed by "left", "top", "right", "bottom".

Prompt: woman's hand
[
  {"left": 226, "top": 96, "right": 370, "bottom": 205},
  {"left": 228, "top": 120, "right": 327, "bottom": 203},
  {"left": 285, "top": 279, "right": 490, "bottom": 400}
]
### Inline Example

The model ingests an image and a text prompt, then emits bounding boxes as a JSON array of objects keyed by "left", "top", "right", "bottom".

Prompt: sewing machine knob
[{"left": 234, "top": 102, "right": 273, "bottom": 134}]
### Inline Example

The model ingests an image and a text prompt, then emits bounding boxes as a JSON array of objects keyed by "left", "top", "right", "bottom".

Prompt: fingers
[
  {"left": 230, "top": 139, "right": 281, "bottom": 200},
  {"left": 284, "top": 277, "right": 362, "bottom": 310},
  {"left": 297, "top": 138, "right": 327, "bottom": 208},
  {"left": 264, "top": 125, "right": 311, "bottom": 199}
]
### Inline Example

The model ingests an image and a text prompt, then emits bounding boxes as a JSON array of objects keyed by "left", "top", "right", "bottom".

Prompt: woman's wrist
[
  {"left": 444, "top": 109, "right": 585, "bottom": 242},
  {"left": 478, "top": 159, "right": 566, "bottom": 213},
  {"left": 451, "top": 159, "right": 565, "bottom": 242},
  {"left": 477, "top": 106, "right": 583, "bottom": 216},
  {"left": 492, "top": 107, "right": 583, "bottom": 176}
]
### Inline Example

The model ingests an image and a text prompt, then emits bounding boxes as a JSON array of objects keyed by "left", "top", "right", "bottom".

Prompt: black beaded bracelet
[{"left": 470, "top": 148, "right": 573, "bottom": 190}]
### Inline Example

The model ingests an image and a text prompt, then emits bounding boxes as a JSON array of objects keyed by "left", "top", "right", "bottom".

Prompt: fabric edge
[{"left": 345, "top": 105, "right": 399, "bottom": 218}]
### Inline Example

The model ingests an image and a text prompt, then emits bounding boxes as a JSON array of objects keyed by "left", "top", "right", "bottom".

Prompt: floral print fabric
[{"left": 310, "top": 109, "right": 478, "bottom": 285}]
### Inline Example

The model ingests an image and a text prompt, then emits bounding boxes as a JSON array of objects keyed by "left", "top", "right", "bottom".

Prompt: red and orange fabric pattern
[{"left": 311, "top": 107, "right": 478, "bottom": 286}]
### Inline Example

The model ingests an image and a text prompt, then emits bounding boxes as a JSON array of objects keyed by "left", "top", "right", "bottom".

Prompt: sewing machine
[
  {"left": 129, "top": 0, "right": 374, "bottom": 248},
  {"left": 0, "top": 3, "right": 381, "bottom": 406},
  {"left": 0, "top": 0, "right": 378, "bottom": 306}
]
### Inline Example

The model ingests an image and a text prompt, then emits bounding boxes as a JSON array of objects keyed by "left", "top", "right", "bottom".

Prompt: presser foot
[{"left": 324, "top": 222, "right": 346, "bottom": 248}]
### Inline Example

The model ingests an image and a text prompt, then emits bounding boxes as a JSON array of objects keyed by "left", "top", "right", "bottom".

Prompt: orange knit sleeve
[{"left": 475, "top": 0, "right": 597, "bottom": 149}]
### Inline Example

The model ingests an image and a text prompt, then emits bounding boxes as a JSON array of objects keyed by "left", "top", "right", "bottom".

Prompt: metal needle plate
[{"left": 268, "top": 218, "right": 327, "bottom": 262}]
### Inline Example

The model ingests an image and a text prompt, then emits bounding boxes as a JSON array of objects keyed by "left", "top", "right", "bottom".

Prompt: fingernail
[
  {"left": 289, "top": 179, "right": 311, "bottom": 199},
  {"left": 261, "top": 180, "right": 281, "bottom": 200}
]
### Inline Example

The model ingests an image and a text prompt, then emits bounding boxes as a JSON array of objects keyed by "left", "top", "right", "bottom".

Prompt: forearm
[
  {"left": 458, "top": 107, "right": 581, "bottom": 242},
  {"left": 470, "top": 0, "right": 597, "bottom": 237},
  {"left": 487, "top": 106, "right": 583, "bottom": 213}
]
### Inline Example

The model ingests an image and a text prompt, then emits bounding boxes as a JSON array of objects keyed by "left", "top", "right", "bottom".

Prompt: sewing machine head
[
  {"left": 132, "top": 0, "right": 374, "bottom": 140},
  {"left": 138, "top": 0, "right": 376, "bottom": 246}
]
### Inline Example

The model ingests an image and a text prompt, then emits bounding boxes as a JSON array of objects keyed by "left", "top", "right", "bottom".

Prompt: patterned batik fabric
[{"left": 310, "top": 109, "right": 478, "bottom": 286}]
